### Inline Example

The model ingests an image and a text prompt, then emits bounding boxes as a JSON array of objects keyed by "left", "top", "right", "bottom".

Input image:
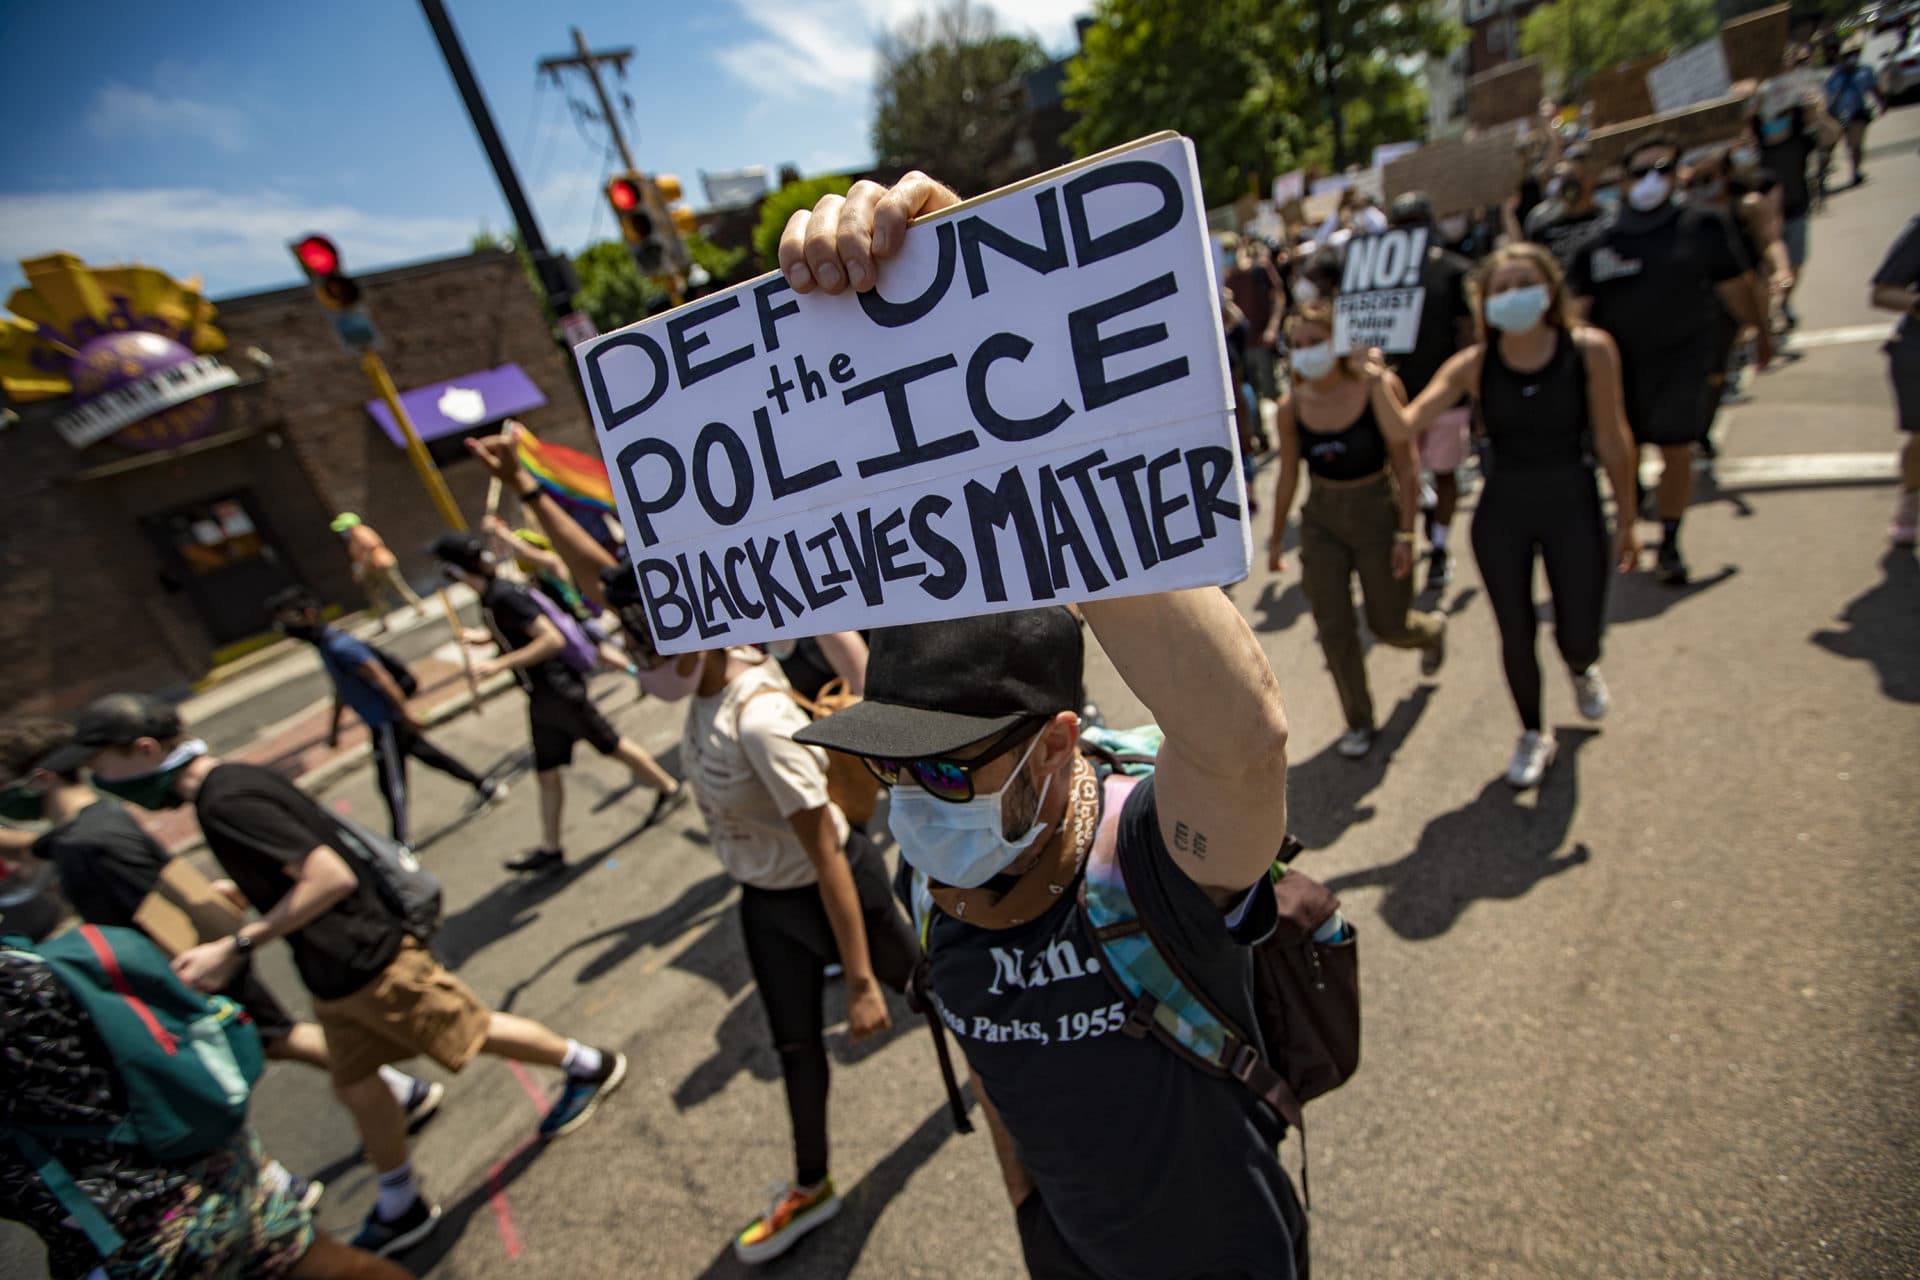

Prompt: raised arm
[
  {"left": 467, "top": 429, "right": 619, "bottom": 609},
  {"left": 1078, "top": 590, "right": 1289, "bottom": 900}
]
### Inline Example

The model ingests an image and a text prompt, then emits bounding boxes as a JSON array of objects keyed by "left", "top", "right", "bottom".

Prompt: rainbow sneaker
[{"left": 733, "top": 1178, "right": 842, "bottom": 1264}]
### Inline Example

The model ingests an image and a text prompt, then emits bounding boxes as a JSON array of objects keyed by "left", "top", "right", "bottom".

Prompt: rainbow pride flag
[{"left": 516, "top": 428, "right": 614, "bottom": 512}]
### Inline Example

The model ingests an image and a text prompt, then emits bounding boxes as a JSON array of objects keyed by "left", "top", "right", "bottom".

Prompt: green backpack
[{"left": 3, "top": 925, "right": 264, "bottom": 1256}]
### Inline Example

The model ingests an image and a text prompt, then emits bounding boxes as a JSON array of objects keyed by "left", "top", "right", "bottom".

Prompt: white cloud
[
  {"left": 718, "top": 0, "right": 1089, "bottom": 103},
  {"left": 86, "top": 83, "right": 253, "bottom": 154},
  {"left": 0, "top": 187, "right": 476, "bottom": 298}
]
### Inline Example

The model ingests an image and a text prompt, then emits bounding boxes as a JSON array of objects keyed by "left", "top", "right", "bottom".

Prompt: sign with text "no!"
[
  {"left": 1334, "top": 227, "right": 1429, "bottom": 355},
  {"left": 575, "top": 134, "right": 1250, "bottom": 654}
]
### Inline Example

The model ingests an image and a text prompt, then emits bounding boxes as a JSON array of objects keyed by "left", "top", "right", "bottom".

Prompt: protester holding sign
[
  {"left": 1406, "top": 244, "right": 1640, "bottom": 789},
  {"left": 772, "top": 170, "right": 1306, "bottom": 1279},
  {"left": 1268, "top": 300, "right": 1445, "bottom": 758},
  {"left": 1569, "top": 136, "right": 1766, "bottom": 586}
]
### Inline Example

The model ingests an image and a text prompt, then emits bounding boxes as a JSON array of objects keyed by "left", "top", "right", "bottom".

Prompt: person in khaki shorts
[
  {"left": 332, "top": 513, "right": 421, "bottom": 631},
  {"left": 1266, "top": 301, "right": 1446, "bottom": 760},
  {"left": 49, "top": 693, "right": 628, "bottom": 1261}
]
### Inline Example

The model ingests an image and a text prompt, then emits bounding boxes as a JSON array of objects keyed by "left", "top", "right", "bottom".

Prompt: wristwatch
[
  {"left": 517, "top": 480, "right": 542, "bottom": 502},
  {"left": 1394, "top": 530, "right": 1416, "bottom": 544},
  {"left": 231, "top": 931, "right": 254, "bottom": 957}
]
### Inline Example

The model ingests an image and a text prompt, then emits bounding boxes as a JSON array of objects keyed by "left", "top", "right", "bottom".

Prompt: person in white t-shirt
[{"left": 454, "top": 430, "right": 916, "bottom": 1268}]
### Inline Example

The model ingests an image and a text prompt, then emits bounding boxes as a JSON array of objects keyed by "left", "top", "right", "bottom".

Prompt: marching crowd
[{"left": 3, "top": 47, "right": 1918, "bottom": 1280}]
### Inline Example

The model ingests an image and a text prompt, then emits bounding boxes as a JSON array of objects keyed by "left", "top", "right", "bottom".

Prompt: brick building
[{"left": 0, "top": 248, "right": 595, "bottom": 714}]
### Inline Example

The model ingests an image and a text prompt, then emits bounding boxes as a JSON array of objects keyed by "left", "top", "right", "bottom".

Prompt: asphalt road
[{"left": 8, "top": 111, "right": 1918, "bottom": 1280}]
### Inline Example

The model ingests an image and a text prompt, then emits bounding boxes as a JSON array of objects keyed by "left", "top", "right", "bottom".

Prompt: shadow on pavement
[
  {"left": 689, "top": 1098, "right": 976, "bottom": 1279},
  {"left": 435, "top": 817, "right": 656, "bottom": 971},
  {"left": 1323, "top": 727, "right": 1597, "bottom": 941},
  {"left": 493, "top": 872, "right": 737, "bottom": 1013},
  {"left": 406, "top": 1132, "right": 551, "bottom": 1274},
  {"left": 1687, "top": 465, "right": 1758, "bottom": 519},
  {"left": 1606, "top": 564, "right": 1738, "bottom": 625},
  {"left": 1250, "top": 579, "right": 1310, "bottom": 633},
  {"left": 1284, "top": 687, "right": 1436, "bottom": 853},
  {"left": 1810, "top": 548, "right": 1920, "bottom": 703}
]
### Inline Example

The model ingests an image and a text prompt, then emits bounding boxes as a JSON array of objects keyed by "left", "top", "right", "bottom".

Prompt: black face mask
[{"left": 280, "top": 621, "right": 321, "bottom": 641}]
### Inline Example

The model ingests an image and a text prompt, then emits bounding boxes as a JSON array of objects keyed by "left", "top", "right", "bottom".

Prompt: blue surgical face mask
[
  {"left": 1290, "top": 342, "right": 1336, "bottom": 381},
  {"left": 886, "top": 735, "right": 1053, "bottom": 888},
  {"left": 91, "top": 739, "right": 207, "bottom": 811},
  {"left": 1593, "top": 187, "right": 1621, "bottom": 214},
  {"left": 1486, "top": 284, "right": 1552, "bottom": 334}
]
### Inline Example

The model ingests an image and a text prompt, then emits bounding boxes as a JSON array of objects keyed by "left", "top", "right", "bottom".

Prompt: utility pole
[
  {"left": 1317, "top": 0, "right": 1347, "bottom": 171},
  {"left": 540, "top": 27, "right": 688, "bottom": 291},
  {"left": 417, "top": 0, "right": 578, "bottom": 322}
]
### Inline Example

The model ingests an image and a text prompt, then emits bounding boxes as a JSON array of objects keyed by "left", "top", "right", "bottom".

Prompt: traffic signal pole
[
  {"left": 418, "top": 0, "right": 575, "bottom": 317},
  {"left": 361, "top": 350, "right": 466, "bottom": 532}
]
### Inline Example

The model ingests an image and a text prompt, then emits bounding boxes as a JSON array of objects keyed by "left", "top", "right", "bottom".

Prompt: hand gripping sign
[
  {"left": 1333, "top": 226, "right": 1430, "bottom": 355},
  {"left": 576, "top": 134, "right": 1251, "bottom": 654}
]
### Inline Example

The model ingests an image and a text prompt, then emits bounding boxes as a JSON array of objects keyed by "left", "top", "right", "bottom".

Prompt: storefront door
[{"left": 138, "top": 490, "right": 299, "bottom": 645}]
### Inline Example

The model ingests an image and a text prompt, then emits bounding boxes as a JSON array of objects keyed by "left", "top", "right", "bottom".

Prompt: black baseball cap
[
  {"left": 792, "top": 608, "right": 1083, "bottom": 760},
  {"left": 39, "top": 693, "right": 183, "bottom": 774},
  {"left": 430, "top": 531, "right": 492, "bottom": 575}
]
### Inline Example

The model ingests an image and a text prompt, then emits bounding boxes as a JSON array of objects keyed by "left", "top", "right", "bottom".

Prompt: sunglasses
[
  {"left": 1628, "top": 160, "right": 1675, "bottom": 178},
  {"left": 860, "top": 718, "right": 1044, "bottom": 804}
]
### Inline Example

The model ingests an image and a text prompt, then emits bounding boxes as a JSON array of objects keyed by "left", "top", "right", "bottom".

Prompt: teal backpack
[
  {"left": 3, "top": 924, "right": 264, "bottom": 1256},
  {"left": 910, "top": 726, "right": 1361, "bottom": 1197}
]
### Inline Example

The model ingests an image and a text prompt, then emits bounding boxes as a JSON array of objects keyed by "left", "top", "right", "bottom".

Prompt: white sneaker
[
  {"left": 1337, "top": 728, "right": 1373, "bottom": 759},
  {"left": 1571, "top": 666, "right": 1610, "bottom": 721},
  {"left": 1504, "top": 731, "right": 1557, "bottom": 789}
]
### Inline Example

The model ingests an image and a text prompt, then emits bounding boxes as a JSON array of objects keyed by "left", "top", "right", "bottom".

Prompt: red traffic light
[
  {"left": 607, "top": 178, "right": 642, "bottom": 212},
  {"left": 293, "top": 235, "right": 340, "bottom": 277}
]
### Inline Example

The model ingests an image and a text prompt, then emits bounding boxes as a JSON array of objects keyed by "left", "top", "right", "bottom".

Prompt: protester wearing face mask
[
  {"left": 1268, "top": 300, "right": 1445, "bottom": 759},
  {"left": 1569, "top": 136, "right": 1767, "bottom": 585},
  {"left": 55, "top": 694, "right": 628, "bottom": 1256},
  {"left": 1824, "top": 46, "right": 1882, "bottom": 188},
  {"left": 1684, "top": 150, "right": 1777, "bottom": 435},
  {"left": 455, "top": 434, "right": 919, "bottom": 1265},
  {"left": 429, "top": 531, "right": 683, "bottom": 875},
  {"left": 1747, "top": 97, "right": 1833, "bottom": 331},
  {"left": 1524, "top": 147, "right": 1610, "bottom": 272},
  {"left": 776, "top": 171, "right": 1305, "bottom": 1280},
  {"left": 1406, "top": 244, "right": 1640, "bottom": 788},
  {"left": 267, "top": 587, "right": 501, "bottom": 847}
]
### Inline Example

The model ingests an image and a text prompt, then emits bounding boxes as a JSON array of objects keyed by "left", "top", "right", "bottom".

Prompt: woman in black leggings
[{"left": 1407, "top": 243, "right": 1640, "bottom": 788}]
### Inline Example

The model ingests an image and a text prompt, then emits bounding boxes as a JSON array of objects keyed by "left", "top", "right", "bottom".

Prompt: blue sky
[{"left": 0, "top": 0, "right": 1086, "bottom": 300}]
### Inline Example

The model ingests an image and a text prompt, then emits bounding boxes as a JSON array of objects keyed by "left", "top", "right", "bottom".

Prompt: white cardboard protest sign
[
  {"left": 1759, "top": 67, "right": 1825, "bottom": 119},
  {"left": 1647, "top": 38, "right": 1733, "bottom": 115},
  {"left": 1271, "top": 170, "right": 1306, "bottom": 205},
  {"left": 575, "top": 134, "right": 1249, "bottom": 653},
  {"left": 1333, "top": 227, "right": 1429, "bottom": 355}
]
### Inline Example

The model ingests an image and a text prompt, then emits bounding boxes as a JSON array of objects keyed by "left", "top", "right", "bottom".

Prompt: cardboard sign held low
[
  {"left": 1334, "top": 228, "right": 1429, "bottom": 355},
  {"left": 133, "top": 859, "right": 246, "bottom": 957},
  {"left": 576, "top": 134, "right": 1249, "bottom": 653}
]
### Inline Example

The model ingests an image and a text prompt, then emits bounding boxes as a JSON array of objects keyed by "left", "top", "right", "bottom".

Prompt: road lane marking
[
  {"left": 1783, "top": 323, "right": 1894, "bottom": 350},
  {"left": 1697, "top": 452, "right": 1898, "bottom": 487}
]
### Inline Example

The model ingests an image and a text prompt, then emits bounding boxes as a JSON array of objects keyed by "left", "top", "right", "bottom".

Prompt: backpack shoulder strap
[
  {"left": 7, "top": 1130, "right": 125, "bottom": 1257},
  {"left": 1077, "top": 785, "right": 1305, "bottom": 1129}
]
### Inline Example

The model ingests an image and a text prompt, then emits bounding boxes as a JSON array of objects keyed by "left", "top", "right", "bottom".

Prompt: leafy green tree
[
  {"left": 752, "top": 175, "right": 854, "bottom": 270},
  {"left": 873, "top": 0, "right": 1052, "bottom": 196},
  {"left": 1063, "top": 0, "right": 1461, "bottom": 208},
  {"left": 1521, "top": 0, "right": 1720, "bottom": 87},
  {"left": 570, "top": 241, "right": 652, "bottom": 334},
  {"left": 686, "top": 231, "right": 747, "bottom": 284}
]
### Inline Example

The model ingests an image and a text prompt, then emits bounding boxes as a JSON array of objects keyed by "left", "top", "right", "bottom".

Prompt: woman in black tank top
[
  {"left": 1268, "top": 300, "right": 1446, "bottom": 759},
  {"left": 1406, "top": 243, "right": 1640, "bottom": 790}
]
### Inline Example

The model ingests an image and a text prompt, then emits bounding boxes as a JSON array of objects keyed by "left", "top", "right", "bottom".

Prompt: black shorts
[
  {"left": 1623, "top": 346, "right": 1713, "bottom": 447},
  {"left": 1890, "top": 337, "right": 1920, "bottom": 434},
  {"left": 528, "top": 689, "right": 621, "bottom": 771},
  {"left": 224, "top": 967, "right": 296, "bottom": 1045}
]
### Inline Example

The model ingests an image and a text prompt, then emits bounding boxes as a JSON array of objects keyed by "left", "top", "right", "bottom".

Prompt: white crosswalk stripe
[{"left": 1782, "top": 323, "right": 1895, "bottom": 350}]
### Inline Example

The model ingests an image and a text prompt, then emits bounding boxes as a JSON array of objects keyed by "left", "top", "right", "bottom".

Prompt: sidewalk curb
[{"left": 166, "top": 670, "right": 521, "bottom": 859}]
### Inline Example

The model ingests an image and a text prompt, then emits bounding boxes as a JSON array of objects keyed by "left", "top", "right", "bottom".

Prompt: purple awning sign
[{"left": 364, "top": 363, "right": 548, "bottom": 446}]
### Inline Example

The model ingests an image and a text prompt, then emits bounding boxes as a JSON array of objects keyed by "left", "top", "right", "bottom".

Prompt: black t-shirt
[
  {"left": 923, "top": 775, "right": 1293, "bottom": 1279},
  {"left": 1872, "top": 215, "right": 1920, "bottom": 346},
  {"left": 31, "top": 801, "right": 169, "bottom": 929},
  {"left": 194, "top": 763, "right": 403, "bottom": 1000},
  {"left": 1393, "top": 248, "right": 1475, "bottom": 398},
  {"left": 482, "top": 576, "right": 586, "bottom": 701},
  {"left": 1570, "top": 204, "right": 1748, "bottom": 356},
  {"left": 1757, "top": 109, "right": 1818, "bottom": 220},
  {"left": 1525, "top": 200, "right": 1611, "bottom": 271}
]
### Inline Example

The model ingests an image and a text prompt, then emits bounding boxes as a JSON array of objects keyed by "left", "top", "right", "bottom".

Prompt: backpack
[
  {"left": 740, "top": 675, "right": 882, "bottom": 827},
  {"left": 910, "top": 726, "right": 1361, "bottom": 1185},
  {"left": 323, "top": 811, "right": 444, "bottom": 940},
  {"left": 527, "top": 587, "right": 600, "bottom": 674}
]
